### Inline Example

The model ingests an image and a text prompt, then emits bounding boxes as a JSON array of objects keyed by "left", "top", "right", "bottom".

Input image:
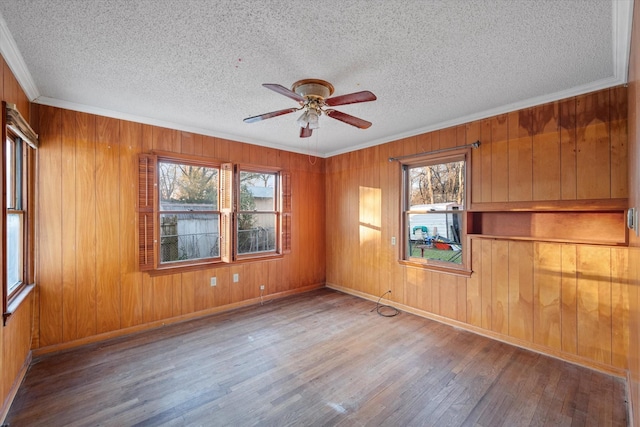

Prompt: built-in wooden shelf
[{"left": 467, "top": 209, "right": 627, "bottom": 246}]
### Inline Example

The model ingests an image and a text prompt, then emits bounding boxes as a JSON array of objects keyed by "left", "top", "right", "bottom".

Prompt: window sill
[
  {"left": 399, "top": 260, "right": 472, "bottom": 278},
  {"left": 146, "top": 254, "right": 285, "bottom": 276},
  {"left": 4, "top": 283, "right": 35, "bottom": 325}
]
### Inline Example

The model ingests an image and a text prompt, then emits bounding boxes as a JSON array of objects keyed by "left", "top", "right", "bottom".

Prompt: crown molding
[{"left": 0, "top": 12, "right": 39, "bottom": 100}]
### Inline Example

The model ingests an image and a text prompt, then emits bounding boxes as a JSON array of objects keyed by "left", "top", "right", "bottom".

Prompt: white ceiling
[{"left": 0, "top": 0, "right": 633, "bottom": 157}]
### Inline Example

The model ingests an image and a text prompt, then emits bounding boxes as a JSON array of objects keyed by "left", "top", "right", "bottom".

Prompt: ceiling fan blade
[
  {"left": 300, "top": 124, "right": 313, "bottom": 138},
  {"left": 243, "top": 108, "right": 299, "bottom": 123},
  {"left": 325, "top": 109, "right": 372, "bottom": 129},
  {"left": 324, "top": 90, "right": 377, "bottom": 107},
  {"left": 263, "top": 83, "right": 306, "bottom": 103}
]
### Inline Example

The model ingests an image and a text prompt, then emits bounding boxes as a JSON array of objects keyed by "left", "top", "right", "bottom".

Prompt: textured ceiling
[{"left": 0, "top": 0, "right": 633, "bottom": 157}]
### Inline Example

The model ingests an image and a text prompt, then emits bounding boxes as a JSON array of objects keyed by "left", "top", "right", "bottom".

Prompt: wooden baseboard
[
  {"left": 33, "top": 283, "right": 325, "bottom": 358},
  {"left": 327, "top": 283, "right": 627, "bottom": 378},
  {"left": 0, "top": 350, "right": 32, "bottom": 424}
]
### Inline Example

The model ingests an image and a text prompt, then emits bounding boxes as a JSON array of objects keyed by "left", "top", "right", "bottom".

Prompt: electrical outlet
[
  {"left": 391, "top": 236, "right": 396, "bottom": 245},
  {"left": 210, "top": 277, "right": 216, "bottom": 287},
  {"left": 233, "top": 273, "right": 239, "bottom": 283},
  {"left": 260, "top": 285, "right": 265, "bottom": 290}
]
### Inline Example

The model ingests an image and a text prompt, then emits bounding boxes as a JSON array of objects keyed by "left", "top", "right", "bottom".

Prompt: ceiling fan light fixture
[
  {"left": 296, "top": 109, "right": 320, "bottom": 129},
  {"left": 296, "top": 110, "right": 310, "bottom": 128}
]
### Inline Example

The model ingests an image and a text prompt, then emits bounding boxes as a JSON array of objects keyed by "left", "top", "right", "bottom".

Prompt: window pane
[
  {"left": 240, "top": 171, "right": 276, "bottom": 211},
  {"left": 237, "top": 213, "right": 276, "bottom": 254},
  {"left": 159, "top": 162, "right": 218, "bottom": 211},
  {"left": 160, "top": 213, "right": 219, "bottom": 263},
  {"left": 7, "top": 212, "right": 23, "bottom": 292},
  {"left": 407, "top": 211, "right": 463, "bottom": 265},
  {"left": 408, "top": 160, "right": 464, "bottom": 207},
  {"left": 6, "top": 139, "right": 14, "bottom": 208}
]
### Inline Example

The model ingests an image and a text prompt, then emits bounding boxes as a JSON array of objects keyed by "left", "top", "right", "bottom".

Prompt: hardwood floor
[{"left": 6, "top": 289, "right": 627, "bottom": 426}]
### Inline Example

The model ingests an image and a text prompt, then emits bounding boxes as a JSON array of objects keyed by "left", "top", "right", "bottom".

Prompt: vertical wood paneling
[
  {"left": 467, "top": 121, "right": 482, "bottom": 204},
  {"left": 120, "top": 121, "right": 143, "bottom": 328},
  {"left": 532, "top": 102, "right": 561, "bottom": 200},
  {"left": 467, "top": 238, "right": 482, "bottom": 327},
  {"left": 181, "top": 271, "right": 196, "bottom": 315},
  {"left": 75, "top": 112, "right": 97, "bottom": 339},
  {"left": 38, "top": 106, "right": 63, "bottom": 346},
  {"left": 95, "top": 116, "right": 121, "bottom": 333},
  {"left": 481, "top": 119, "right": 492, "bottom": 203},
  {"left": 611, "top": 247, "right": 629, "bottom": 369},
  {"left": 507, "top": 241, "right": 533, "bottom": 342},
  {"left": 61, "top": 109, "right": 77, "bottom": 341},
  {"left": 508, "top": 109, "right": 533, "bottom": 201},
  {"left": 491, "top": 240, "right": 509, "bottom": 334},
  {"left": 576, "top": 91, "right": 611, "bottom": 199},
  {"left": 576, "top": 246, "right": 612, "bottom": 365},
  {"left": 533, "top": 243, "right": 561, "bottom": 351},
  {"left": 560, "top": 245, "right": 578, "bottom": 354},
  {"left": 491, "top": 115, "right": 509, "bottom": 202},
  {"left": 610, "top": 86, "right": 628, "bottom": 199},
  {"left": 559, "top": 98, "right": 577, "bottom": 200},
  {"left": 152, "top": 275, "right": 174, "bottom": 321},
  {"left": 481, "top": 239, "right": 492, "bottom": 329}
]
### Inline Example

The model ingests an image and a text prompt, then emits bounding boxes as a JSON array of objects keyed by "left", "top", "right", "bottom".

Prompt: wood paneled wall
[
  {"left": 627, "top": 2, "right": 640, "bottom": 425},
  {"left": 326, "top": 86, "right": 631, "bottom": 375},
  {"left": 32, "top": 105, "right": 326, "bottom": 350},
  {"left": 0, "top": 55, "right": 34, "bottom": 420}
]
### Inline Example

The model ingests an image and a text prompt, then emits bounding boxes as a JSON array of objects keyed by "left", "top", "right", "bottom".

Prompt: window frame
[
  {"left": 138, "top": 152, "right": 291, "bottom": 273},
  {"left": 400, "top": 148, "right": 472, "bottom": 276},
  {"left": 234, "top": 165, "right": 281, "bottom": 260},
  {"left": 5, "top": 133, "right": 27, "bottom": 299},
  {"left": 156, "top": 156, "right": 222, "bottom": 267}
]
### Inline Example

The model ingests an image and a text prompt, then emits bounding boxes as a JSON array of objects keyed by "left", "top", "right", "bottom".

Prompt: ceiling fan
[{"left": 243, "top": 79, "right": 377, "bottom": 138}]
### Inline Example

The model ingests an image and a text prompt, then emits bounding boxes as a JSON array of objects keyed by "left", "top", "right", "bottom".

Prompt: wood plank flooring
[{"left": 6, "top": 289, "right": 628, "bottom": 426}]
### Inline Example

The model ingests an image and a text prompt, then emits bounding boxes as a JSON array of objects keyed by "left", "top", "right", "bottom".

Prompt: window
[
  {"left": 158, "top": 160, "right": 220, "bottom": 265},
  {"left": 236, "top": 169, "right": 278, "bottom": 257},
  {"left": 2, "top": 102, "right": 37, "bottom": 323},
  {"left": 138, "top": 153, "right": 291, "bottom": 271},
  {"left": 6, "top": 135, "right": 25, "bottom": 296},
  {"left": 402, "top": 152, "right": 468, "bottom": 273}
]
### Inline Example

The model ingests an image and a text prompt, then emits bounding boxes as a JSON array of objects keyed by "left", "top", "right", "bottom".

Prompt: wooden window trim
[
  {"left": 3, "top": 101, "right": 37, "bottom": 324},
  {"left": 138, "top": 155, "right": 291, "bottom": 272},
  {"left": 400, "top": 147, "right": 472, "bottom": 276}
]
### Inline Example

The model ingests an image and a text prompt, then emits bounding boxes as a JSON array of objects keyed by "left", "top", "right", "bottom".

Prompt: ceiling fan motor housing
[{"left": 291, "top": 79, "right": 335, "bottom": 100}]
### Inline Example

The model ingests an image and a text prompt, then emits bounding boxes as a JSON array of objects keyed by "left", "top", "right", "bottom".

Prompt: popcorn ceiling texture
[{"left": 0, "top": 0, "right": 621, "bottom": 156}]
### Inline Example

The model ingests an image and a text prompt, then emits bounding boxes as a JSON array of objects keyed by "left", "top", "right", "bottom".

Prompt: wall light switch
[
  {"left": 233, "top": 273, "right": 239, "bottom": 283},
  {"left": 210, "top": 277, "right": 216, "bottom": 287}
]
